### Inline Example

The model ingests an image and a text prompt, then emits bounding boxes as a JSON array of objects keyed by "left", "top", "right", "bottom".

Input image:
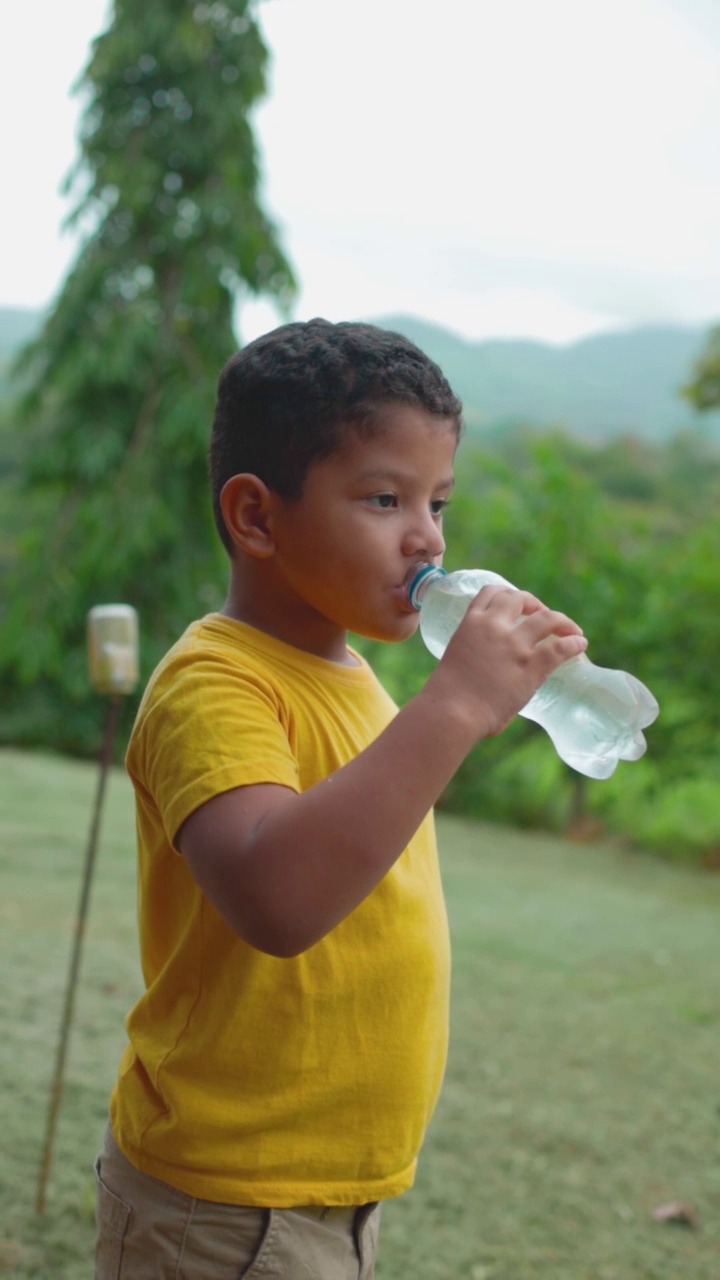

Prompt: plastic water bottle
[{"left": 408, "top": 564, "right": 659, "bottom": 780}]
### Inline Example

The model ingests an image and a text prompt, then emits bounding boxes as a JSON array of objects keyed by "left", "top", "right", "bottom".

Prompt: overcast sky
[{"left": 2, "top": 0, "right": 719, "bottom": 345}]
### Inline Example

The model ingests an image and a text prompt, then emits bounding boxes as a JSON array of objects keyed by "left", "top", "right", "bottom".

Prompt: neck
[{"left": 221, "top": 565, "right": 357, "bottom": 667}]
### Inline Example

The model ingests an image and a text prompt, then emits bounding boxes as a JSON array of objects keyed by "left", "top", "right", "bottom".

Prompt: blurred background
[
  {"left": 1, "top": 0, "right": 719, "bottom": 850},
  {"left": 2, "top": 4, "right": 720, "bottom": 1276}
]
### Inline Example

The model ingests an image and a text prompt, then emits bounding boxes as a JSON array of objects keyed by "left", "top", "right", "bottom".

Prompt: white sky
[{"left": 1, "top": 0, "right": 720, "bottom": 344}]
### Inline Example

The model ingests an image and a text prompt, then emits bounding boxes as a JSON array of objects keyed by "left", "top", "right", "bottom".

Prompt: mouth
[
  {"left": 393, "top": 583, "right": 414, "bottom": 613},
  {"left": 402, "top": 561, "right": 432, "bottom": 590},
  {"left": 398, "top": 562, "right": 433, "bottom": 612}
]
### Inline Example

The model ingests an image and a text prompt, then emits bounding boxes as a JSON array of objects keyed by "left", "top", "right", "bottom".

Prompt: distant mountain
[
  {"left": 374, "top": 314, "right": 720, "bottom": 442},
  {"left": 0, "top": 307, "right": 41, "bottom": 359},
  {"left": 0, "top": 308, "right": 42, "bottom": 400},
  {"left": 1, "top": 305, "right": 718, "bottom": 442}
]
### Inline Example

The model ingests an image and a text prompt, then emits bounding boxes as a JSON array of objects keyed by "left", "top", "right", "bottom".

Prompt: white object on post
[{"left": 87, "top": 603, "right": 139, "bottom": 696}]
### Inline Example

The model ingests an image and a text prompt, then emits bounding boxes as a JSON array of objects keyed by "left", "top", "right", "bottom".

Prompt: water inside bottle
[
  {"left": 417, "top": 576, "right": 478, "bottom": 660},
  {"left": 415, "top": 569, "right": 659, "bottom": 780},
  {"left": 520, "top": 657, "right": 658, "bottom": 779}
]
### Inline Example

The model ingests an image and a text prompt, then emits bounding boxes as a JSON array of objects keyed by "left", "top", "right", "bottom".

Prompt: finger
[
  {"left": 467, "top": 584, "right": 522, "bottom": 613},
  {"left": 539, "top": 632, "right": 589, "bottom": 664},
  {"left": 521, "top": 607, "right": 585, "bottom": 641},
  {"left": 515, "top": 592, "right": 580, "bottom": 621},
  {"left": 516, "top": 592, "right": 545, "bottom": 615},
  {"left": 473, "top": 586, "right": 547, "bottom": 617}
]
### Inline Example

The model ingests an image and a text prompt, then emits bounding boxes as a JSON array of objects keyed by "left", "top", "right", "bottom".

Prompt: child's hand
[
  {"left": 179, "top": 587, "right": 586, "bottom": 955},
  {"left": 427, "top": 584, "right": 588, "bottom": 739}
]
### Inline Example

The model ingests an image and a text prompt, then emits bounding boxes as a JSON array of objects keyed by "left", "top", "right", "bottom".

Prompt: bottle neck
[{"left": 408, "top": 563, "right": 447, "bottom": 610}]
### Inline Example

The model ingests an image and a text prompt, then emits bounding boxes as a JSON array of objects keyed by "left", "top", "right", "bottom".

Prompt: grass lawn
[{"left": 2, "top": 745, "right": 720, "bottom": 1279}]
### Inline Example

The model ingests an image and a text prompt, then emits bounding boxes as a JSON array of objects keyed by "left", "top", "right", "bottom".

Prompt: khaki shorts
[{"left": 94, "top": 1125, "right": 381, "bottom": 1279}]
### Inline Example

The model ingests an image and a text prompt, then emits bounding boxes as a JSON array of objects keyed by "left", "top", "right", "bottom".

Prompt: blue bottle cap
[{"left": 408, "top": 563, "right": 447, "bottom": 610}]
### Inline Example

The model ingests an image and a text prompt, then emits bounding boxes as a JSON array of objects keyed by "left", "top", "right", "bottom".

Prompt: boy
[{"left": 94, "top": 319, "right": 586, "bottom": 1278}]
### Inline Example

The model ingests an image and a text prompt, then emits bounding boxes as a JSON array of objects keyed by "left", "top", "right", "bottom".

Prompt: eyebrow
[{"left": 354, "top": 469, "right": 455, "bottom": 489}]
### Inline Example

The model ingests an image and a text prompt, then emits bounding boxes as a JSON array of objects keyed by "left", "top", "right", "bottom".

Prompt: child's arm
[{"left": 177, "top": 585, "right": 587, "bottom": 956}]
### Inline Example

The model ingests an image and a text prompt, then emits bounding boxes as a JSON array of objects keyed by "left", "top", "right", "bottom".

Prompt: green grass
[{"left": 2, "top": 747, "right": 720, "bottom": 1278}]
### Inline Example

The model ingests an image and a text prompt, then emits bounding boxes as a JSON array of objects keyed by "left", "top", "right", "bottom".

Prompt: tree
[
  {"left": 1, "top": 0, "right": 295, "bottom": 751},
  {"left": 683, "top": 324, "right": 720, "bottom": 411}
]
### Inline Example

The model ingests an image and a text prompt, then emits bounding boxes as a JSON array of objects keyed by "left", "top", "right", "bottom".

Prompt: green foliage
[
  {"left": 444, "top": 731, "right": 575, "bottom": 832},
  {"left": 556, "top": 427, "right": 720, "bottom": 518},
  {"left": 0, "top": 0, "right": 295, "bottom": 753},
  {"left": 589, "top": 760, "right": 720, "bottom": 862}
]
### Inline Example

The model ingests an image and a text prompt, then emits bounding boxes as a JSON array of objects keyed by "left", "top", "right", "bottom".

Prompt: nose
[{"left": 402, "top": 508, "right": 446, "bottom": 561}]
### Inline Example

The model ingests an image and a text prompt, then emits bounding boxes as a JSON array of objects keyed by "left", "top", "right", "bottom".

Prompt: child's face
[{"left": 267, "top": 403, "right": 457, "bottom": 647}]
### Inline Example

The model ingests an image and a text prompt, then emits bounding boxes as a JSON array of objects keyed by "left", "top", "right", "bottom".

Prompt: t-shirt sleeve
[{"left": 129, "top": 648, "right": 301, "bottom": 848}]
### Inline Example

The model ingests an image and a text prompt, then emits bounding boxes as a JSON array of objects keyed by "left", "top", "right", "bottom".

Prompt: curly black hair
[{"left": 209, "top": 318, "right": 463, "bottom": 554}]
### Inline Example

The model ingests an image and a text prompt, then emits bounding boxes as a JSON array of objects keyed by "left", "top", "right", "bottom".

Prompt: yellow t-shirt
[{"left": 111, "top": 614, "right": 450, "bottom": 1206}]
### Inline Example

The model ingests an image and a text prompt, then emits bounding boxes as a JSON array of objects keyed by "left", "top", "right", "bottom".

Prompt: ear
[{"left": 219, "top": 474, "right": 276, "bottom": 559}]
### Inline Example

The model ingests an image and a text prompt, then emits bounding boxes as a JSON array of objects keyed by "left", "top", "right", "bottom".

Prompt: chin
[{"left": 363, "top": 614, "right": 420, "bottom": 645}]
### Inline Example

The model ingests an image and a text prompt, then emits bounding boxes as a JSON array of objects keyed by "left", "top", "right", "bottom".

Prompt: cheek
[{"left": 277, "top": 517, "right": 330, "bottom": 562}]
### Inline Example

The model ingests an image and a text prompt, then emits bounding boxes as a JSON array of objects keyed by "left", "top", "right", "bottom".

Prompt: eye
[
  {"left": 430, "top": 498, "right": 450, "bottom": 516},
  {"left": 367, "top": 492, "right": 397, "bottom": 509}
]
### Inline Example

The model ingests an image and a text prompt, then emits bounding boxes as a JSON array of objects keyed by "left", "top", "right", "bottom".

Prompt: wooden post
[{"left": 35, "top": 604, "right": 138, "bottom": 1213}]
